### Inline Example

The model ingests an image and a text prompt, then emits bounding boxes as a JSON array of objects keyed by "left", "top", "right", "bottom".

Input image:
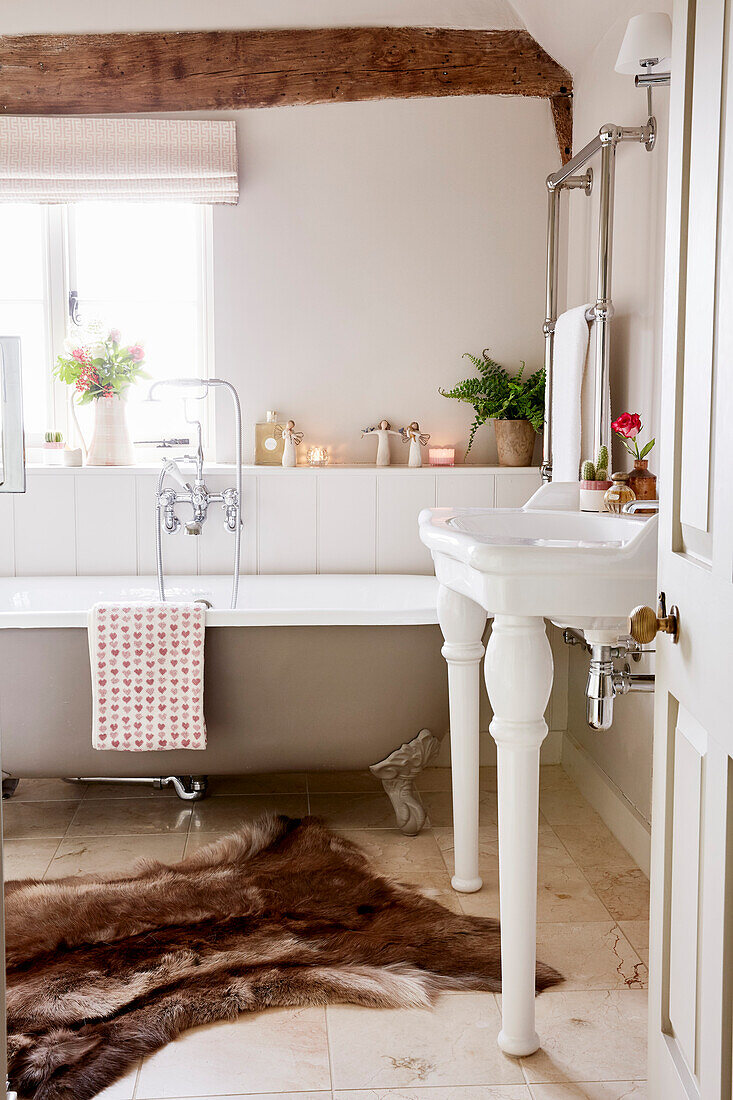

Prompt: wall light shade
[{"left": 615, "top": 12, "right": 672, "bottom": 75}]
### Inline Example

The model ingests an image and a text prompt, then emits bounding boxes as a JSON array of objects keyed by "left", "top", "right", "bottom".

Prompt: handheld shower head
[
  {"left": 148, "top": 378, "right": 211, "bottom": 402},
  {"left": 162, "top": 460, "right": 191, "bottom": 491}
]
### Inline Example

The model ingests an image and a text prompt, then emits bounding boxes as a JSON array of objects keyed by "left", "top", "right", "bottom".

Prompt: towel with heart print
[{"left": 88, "top": 603, "right": 207, "bottom": 751}]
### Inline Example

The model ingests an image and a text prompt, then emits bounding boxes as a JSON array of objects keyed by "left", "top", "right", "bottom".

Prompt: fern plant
[{"left": 440, "top": 350, "right": 545, "bottom": 455}]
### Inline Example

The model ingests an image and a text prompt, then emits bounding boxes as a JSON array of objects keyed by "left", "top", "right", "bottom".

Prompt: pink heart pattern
[{"left": 90, "top": 603, "right": 206, "bottom": 752}]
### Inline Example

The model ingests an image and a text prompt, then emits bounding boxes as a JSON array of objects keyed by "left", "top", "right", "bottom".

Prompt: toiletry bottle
[
  {"left": 604, "top": 472, "right": 636, "bottom": 514},
  {"left": 255, "top": 410, "right": 285, "bottom": 465}
]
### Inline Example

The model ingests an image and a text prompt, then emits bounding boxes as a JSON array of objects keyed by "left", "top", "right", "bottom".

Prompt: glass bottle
[
  {"left": 604, "top": 472, "right": 636, "bottom": 514},
  {"left": 255, "top": 410, "right": 285, "bottom": 466}
]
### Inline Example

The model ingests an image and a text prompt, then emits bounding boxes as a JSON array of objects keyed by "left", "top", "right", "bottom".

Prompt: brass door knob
[{"left": 629, "top": 592, "right": 679, "bottom": 644}]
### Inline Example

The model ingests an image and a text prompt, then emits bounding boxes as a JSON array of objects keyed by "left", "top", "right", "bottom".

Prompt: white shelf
[{"left": 25, "top": 461, "right": 542, "bottom": 477}]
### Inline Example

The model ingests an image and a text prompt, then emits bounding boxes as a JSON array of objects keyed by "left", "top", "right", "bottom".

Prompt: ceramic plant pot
[
  {"left": 86, "top": 395, "right": 135, "bottom": 466},
  {"left": 579, "top": 479, "right": 613, "bottom": 512},
  {"left": 494, "top": 419, "right": 536, "bottom": 467}
]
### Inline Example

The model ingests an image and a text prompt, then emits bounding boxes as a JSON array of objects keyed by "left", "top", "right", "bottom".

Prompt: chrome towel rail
[{"left": 541, "top": 120, "right": 656, "bottom": 483}]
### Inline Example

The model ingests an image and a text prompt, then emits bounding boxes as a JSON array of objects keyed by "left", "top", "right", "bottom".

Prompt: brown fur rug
[{"left": 6, "top": 814, "right": 562, "bottom": 1099}]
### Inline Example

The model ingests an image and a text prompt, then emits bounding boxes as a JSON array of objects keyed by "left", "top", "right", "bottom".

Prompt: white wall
[
  {"left": 211, "top": 95, "right": 555, "bottom": 464},
  {"left": 1, "top": 0, "right": 523, "bottom": 34},
  {"left": 562, "top": 1, "right": 672, "bottom": 825},
  {"left": 3, "top": 0, "right": 559, "bottom": 467}
]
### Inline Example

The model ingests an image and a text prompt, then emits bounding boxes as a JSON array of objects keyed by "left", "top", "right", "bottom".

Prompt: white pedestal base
[
  {"left": 485, "top": 614, "right": 553, "bottom": 1057},
  {"left": 438, "top": 588, "right": 554, "bottom": 1055},
  {"left": 437, "top": 585, "right": 487, "bottom": 895}
]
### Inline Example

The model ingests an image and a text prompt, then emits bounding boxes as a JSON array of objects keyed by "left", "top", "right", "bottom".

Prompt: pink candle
[{"left": 429, "top": 447, "right": 455, "bottom": 467}]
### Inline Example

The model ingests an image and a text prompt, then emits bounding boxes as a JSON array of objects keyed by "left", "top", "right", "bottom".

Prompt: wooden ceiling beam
[{"left": 0, "top": 27, "right": 573, "bottom": 162}]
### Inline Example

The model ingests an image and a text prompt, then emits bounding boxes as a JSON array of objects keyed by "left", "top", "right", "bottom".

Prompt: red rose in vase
[
  {"left": 611, "top": 412, "right": 642, "bottom": 439},
  {"left": 612, "top": 412, "right": 654, "bottom": 461}
]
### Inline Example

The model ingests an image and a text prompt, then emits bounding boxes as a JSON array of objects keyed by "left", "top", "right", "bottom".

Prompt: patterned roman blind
[{"left": 0, "top": 117, "right": 238, "bottom": 203}]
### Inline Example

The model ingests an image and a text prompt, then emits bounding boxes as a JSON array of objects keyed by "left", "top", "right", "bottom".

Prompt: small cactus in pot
[
  {"left": 580, "top": 446, "right": 612, "bottom": 487},
  {"left": 43, "top": 429, "right": 65, "bottom": 466},
  {"left": 579, "top": 446, "right": 613, "bottom": 512}
]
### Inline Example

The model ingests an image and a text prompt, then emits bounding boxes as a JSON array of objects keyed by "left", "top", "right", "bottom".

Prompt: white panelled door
[{"left": 649, "top": 0, "right": 733, "bottom": 1096}]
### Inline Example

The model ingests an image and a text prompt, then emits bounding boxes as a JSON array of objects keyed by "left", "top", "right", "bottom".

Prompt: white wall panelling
[
  {"left": 13, "top": 475, "right": 76, "bottom": 576},
  {"left": 4, "top": 466, "right": 541, "bottom": 578},
  {"left": 494, "top": 472, "right": 542, "bottom": 508},
  {"left": 75, "top": 475, "right": 137, "bottom": 576},
  {"left": 135, "top": 474, "right": 199, "bottom": 577},
  {"left": 0, "top": 496, "right": 14, "bottom": 577},
  {"left": 436, "top": 473, "right": 495, "bottom": 509},
  {"left": 376, "top": 475, "right": 437, "bottom": 574},
  {"left": 317, "top": 474, "right": 377, "bottom": 574},
  {"left": 198, "top": 473, "right": 258, "bottom": 576},
  {"left": 257, "top": 473, "right": 318, "bottom": 574}
]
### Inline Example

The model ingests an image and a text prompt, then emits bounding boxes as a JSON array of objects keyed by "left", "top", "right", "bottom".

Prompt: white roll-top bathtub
[
  {"left": 0, "top": 573, "right": 449, "bottom": 830},
  {"left": 0, "top": 574, "right": 440, "bottom": 629}
]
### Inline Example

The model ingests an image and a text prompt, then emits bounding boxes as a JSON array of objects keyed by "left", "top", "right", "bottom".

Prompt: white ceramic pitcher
[{"left": 71, "top": 393, "right": 135, "bottom": 466}]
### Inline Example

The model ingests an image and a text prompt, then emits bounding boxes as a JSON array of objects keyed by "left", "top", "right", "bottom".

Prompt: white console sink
[
  {"left": 418, "top": 482, "right": 658, "bottom": 1057},
  {"left": 420, "top": 485, "right": 658, "bottom": 634}
]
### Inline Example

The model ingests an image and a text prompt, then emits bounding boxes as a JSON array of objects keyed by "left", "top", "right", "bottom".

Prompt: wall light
[{"left": 616, "top": 12, "right": 672, "bottom": 119}]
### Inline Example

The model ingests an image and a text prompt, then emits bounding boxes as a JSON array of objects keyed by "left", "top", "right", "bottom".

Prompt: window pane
[
  {"left": 0, "top": 205, "right": 45, "bottom": 300},
  {"left": 0, "top": 303, "right": 48, "bottom": 436},
  {"left": 71, "top": 203, "right": 206, "bottom": 448},
  {"left": 0, "top": 205, "right": 49, "bottom": 436},
  {"left": 75, "top": 300, "right": 201, "bottom": 443},
  {"left": 74, "top": 203, "right": 199, "bottom": 303}
]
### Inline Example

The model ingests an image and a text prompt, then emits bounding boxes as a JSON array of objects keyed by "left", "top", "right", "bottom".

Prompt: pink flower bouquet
[{"left": 55, "top": 329, "right": 149, "bottom": 405}]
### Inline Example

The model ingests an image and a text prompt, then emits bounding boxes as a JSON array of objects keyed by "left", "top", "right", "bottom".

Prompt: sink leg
[
  {"left": 484, "top": 614, "right": 553, "bottom": 1057},
  {"left": 437, "top": 585, "right": 487, "bottom": 894}
]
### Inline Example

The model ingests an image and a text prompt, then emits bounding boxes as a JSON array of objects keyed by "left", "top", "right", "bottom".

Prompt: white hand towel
[
  {"left": 551, "top": 304, "right": 592, "bottom": 481},
  {"left": 89, "top": 602, "right": 206, "bottom": 751}
]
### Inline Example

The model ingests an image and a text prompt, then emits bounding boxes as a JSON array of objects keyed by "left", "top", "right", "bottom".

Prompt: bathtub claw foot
[
  {"left": 370, "top": 728, "right": 440, "bottom": 835},
  {"left": 2, "top": 778, "right": 19, "bottom": 800}
]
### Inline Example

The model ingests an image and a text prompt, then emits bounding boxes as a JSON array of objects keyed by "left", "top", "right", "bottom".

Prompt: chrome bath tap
[
  {"left": 157, "top": 459, "right": 239, "bottom": 537},
  {"left": 148, "top": 378, "right": 243, "bottom": 608}
]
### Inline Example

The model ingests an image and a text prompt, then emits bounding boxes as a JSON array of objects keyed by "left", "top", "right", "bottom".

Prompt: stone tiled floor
[{"left": 3, "top": 766, "right": 650, "bottom": 1100}]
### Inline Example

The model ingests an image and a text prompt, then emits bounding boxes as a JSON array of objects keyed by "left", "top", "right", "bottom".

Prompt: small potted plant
[
  {"left": 579, "top": 446, "right": 612, "bottom": 511},
  {"left": 612, "top": 412, "right": 657, "bottom": 502},
  {"left": 55, "top": 325, "right": 149, "bottom": 466},
  {"left": 43, "top": 430, "right": 64, "bottom": 466},
  {"left": 439, "top": 349, "right": 544, "bottom": 465}
]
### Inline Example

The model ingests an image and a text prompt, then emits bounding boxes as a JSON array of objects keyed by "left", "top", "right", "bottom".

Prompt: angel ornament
[
  {"left": 281, "top": 420, "right": 304, "bottom": 467},
  {"left": 362, "top": 419, "right": 401, "bottom": 467},
  {"left": 401, "top": 422, "right": 430, "bottom": 468}
]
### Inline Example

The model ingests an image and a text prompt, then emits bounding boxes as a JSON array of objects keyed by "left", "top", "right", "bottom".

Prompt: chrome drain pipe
[
  {"left": 586, "top": 645, "right": 616, "bottom": 730},
  {"left": 585, "top": 645, "right": 655, "bottom": 730}
]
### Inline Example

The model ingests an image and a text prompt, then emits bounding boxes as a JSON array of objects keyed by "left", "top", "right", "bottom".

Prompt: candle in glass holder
[
  {"left": 307, "top": 446, "right": 330, "bottom": 467},
  {"left": 429, "top": 447, "right": 455, "bottom": 467}
]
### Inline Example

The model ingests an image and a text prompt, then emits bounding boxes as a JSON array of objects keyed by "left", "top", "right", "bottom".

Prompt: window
[
  {"left": 0, "top": 205, "right": 53, "bottom": 438},
  {"left": 0, "top": 202, "right": 211, "bottom": 452}
]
